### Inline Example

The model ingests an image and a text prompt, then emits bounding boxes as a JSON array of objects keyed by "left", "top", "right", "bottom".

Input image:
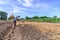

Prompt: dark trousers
[{"left": 14, "top": 21, "right": 16, "bottom": 26}]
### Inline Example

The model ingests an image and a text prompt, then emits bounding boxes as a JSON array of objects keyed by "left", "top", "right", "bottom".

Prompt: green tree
[
  {"left": 0, "top": 11, "right": 7, "bottom": 20},
  {"left": 25, "top": 16, "right": 29, "bottom": 19},
  {"left": 40, "top": 16, "right": 48, "bottom": 22},
  {"left": 53, "top": 16, "right": 57, "bottom": 20},
  {"left": 53, "top": 16, "right": 57, "bottom": 22},
  {"left": 40, "top": 16, "right": 47, "bottom": 18},
  {"left": 53, "top": 16, "right": 57, "bottom": 18},
  {"left": 33, "top": 16, "right": 39, "bottom": 19},
  {"left": 25, "top": 16, "right": 31, "bottom": 19}
]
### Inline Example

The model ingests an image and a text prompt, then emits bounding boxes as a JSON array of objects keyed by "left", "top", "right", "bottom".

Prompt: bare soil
[{"left": 0, "top": 21, "right": 60, "bottom": 40}]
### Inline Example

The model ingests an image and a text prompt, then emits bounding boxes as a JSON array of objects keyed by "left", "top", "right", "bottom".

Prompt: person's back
[
  {"left": 14, "top": 18, "right": 16, "bottom": 21},
  {"left": 13, "top": 18, "right": 16, "bottom": 26}
]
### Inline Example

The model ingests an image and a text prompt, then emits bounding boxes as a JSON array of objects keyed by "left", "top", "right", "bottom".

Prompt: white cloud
[
  {"left": 0, "top": 0, "right": 10, "bottom": 4},
  {"left": 12, "top": 8, "right": 20, "bottom": 13},
  {"left": 22, "top": 0, "right": 32, "bottom": 7},
  {"left": 1, "top": 1, "right": 27, "bottom": 14},
  {"left": 1, "top": 0, "right": 59, "bottom": 17},
  {"left": 0, "top": 1, "right": 5, "bottom": 4},
  {"left": 17, "top": 0, "right": 33, "bottom": 7},
  {"left": 17, "top": 0, "right": 49, "bottom": 10},
  {"left": 17, "top": 0, "right": 51, "bottom": 11},
  {"left": 0, "top": 0, "right": 54, "bottom": 13},
  {"left": 17, "top": 0, "right": 21, "bottom": 3},
  {"left": 10, "top": 7, "right": 26, "bottom": 14},
  {"left": 32, "top": 3, "right": 49, "bottom": 10}
]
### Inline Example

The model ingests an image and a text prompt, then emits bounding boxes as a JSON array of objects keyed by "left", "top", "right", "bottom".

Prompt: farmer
[
  {"left": 13, "top": 16, "right": 20, "bottom": 26},
  {"left": 13, "top": 17, "right": 17, "bottom": 27}
]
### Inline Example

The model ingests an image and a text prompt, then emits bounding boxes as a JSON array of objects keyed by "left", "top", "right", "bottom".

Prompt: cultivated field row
[
  {"left": 0, "top": 21, "right": 13, "bottom": 40},
  {"left": 17, "top": 22, "right": 60, "bottom": 40}
]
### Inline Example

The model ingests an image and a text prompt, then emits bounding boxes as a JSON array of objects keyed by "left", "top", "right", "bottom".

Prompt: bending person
[{"left": 13, "top": 17, "right": 17, "bottom": 27}]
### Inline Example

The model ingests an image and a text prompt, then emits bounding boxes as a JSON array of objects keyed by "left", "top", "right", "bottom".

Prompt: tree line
[
  {"left": 0, "top": 11, "right": 60, "bottom": 23},
  {"left": 25, "top": 16, "right": 60, "bottom": 23},
  {"left": 0, "top": 11, "right": 7, "bottom": 20}
]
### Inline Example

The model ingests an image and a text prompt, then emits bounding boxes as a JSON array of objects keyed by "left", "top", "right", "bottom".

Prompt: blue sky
[{"left": 0, "top": 0, "right": 60, "bottom": 18}]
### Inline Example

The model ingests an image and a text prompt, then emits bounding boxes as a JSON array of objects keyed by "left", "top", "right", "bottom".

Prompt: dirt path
[
  {"left": 14, "top": 26, "right": 22, "bottom": 40},
  {"left": 4, "top": 25, "right": 22, "bottom": 40}
]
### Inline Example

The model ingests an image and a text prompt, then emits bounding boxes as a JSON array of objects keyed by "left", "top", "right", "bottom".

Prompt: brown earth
[{"left": 0, "top": 21, "right": 60, "bottom": 40}]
